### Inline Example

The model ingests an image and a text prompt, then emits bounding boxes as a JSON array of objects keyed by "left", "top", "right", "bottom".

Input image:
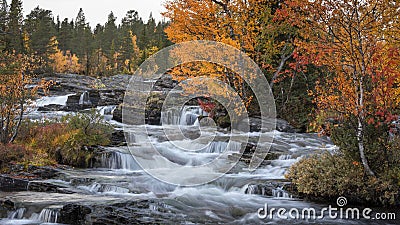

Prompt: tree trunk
[
  {"left": 270, "top": 46, "right": 293, "bottom": 89},
  {"left": 356, "top": 117, "right": 375, "bottom": 176}
]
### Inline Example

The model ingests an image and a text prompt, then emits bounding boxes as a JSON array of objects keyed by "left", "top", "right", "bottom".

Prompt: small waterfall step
[
  {"left": 79, "top": 91, "right": 91, "bottom": 105},
  {"left": 161, "top": 105, "right": 208, "bottom": 126},
  {"left": 30, "top": 206, "right": 61, "bottom": 223},
  {"left": 100, "top": 150, "right": 140, "bottom": 170},
  {"left": 244, "top": 182, "right": 293, "bottom": 199},
  {"left": 81, "top": 182, "right": 130, "bottom": 194},
  {"left": 7, "top": 208, "right": 26, "bottom": 219}
]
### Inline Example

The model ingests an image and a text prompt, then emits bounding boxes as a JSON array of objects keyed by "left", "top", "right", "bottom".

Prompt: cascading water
[
  {"left": 97, "top": 105, "right": 117, "bottom": 121},
  {"left": 101, "top": 149, "right": 141, "bottom": 170},
  {"left": 35, "top": 94, "right": 73, "bottom": 107},
  {"left": 7, "top": 208, "right": 25, "bottom": 219},
  {"left": 161, "top": 105, "right": 208, "bottom": 126},
  {"left": 37, "top": 207, "right": 60, "bottom": 223},
  {"left": 79, "top": 91, "right": 91, "bottom": 105},
  {"left": 4, "top": 93, "right": 375, "bottom": 224},
  {"left": 272, "top": 186, "right": 292, "bottom": 199},
  {"left": 86, "top": 182, "right": 130, "bottom": 194}
]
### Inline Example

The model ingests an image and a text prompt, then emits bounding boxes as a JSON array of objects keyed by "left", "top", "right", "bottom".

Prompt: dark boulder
[
  {"left": 276, "top": 118, "right": 296, "bottom": 133},
  {"left": 27, "top": 181, "right": 74, "bottom": 194},
  {"left": 109, "top": 130, "right": 126, "bottom": 146},
  {"left": 238, "top": 117, "right": 297, "bottom": 133},
  {"left": 112, "top": 105, "right": 123, "bottom": 122},
  {"left": 26, "top": 165, "right": 59, "bottom": 179},
  {"left": 59, "top": 204, "right": 92, "bottom": 225},
  {"left": 0, "top": 175, "right": 28, "bottom": 192}
]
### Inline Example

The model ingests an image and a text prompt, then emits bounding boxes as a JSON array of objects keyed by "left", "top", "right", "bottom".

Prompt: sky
[{"left": 20, "top": 0, "right": 166, "bottom": 25}]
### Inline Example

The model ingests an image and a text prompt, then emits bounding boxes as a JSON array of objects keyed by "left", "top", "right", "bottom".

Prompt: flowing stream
[{"left": 0, "top": 95, "right": 394, "bottom": 225}]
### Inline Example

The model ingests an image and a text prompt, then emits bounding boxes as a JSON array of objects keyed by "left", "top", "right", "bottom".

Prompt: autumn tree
[
  {"left": 0, "top": 52, "right": 50, "bottom": 143},
  {"left": 163, "top": 0, "right": 264, "bottom": 108},
  {"left": 47, "top": 36, "right": 81, "bottom": 73},
  {"left": 280, "top": 0, "right": 400, "bottom": 176}
]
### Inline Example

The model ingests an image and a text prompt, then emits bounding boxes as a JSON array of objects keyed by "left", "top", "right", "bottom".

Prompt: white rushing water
[
  {"left": 4, "top": 95, "right": 370, "bottom": 224},
  {"left": 35, "top": 94, "right": 74, "bottom": 107},
  {"left": 161, "top": 105, "right": 208, "bottom": 126},
  {"left": 79, "top": 91, "right": 91, "bottom": 105},
  {"left": 7, "top": 208, "right": 25, "bottom": 220}
]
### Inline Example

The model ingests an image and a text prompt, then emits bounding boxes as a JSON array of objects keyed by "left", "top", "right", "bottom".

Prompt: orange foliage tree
[
  {"left": 0, "top": 52, "right": 51, "bottom": 143},
  {"left": 163, "top": 0, "right": 267, "bottom": 107},
  {"left": 47, "top": 36, "right": 82, "bottom": 74},
  {"left": 163, "top": 0, "right": 302, "bottom": 112},
  {"left": 280, "top": 0, "right": 400, "bottom": 176}
]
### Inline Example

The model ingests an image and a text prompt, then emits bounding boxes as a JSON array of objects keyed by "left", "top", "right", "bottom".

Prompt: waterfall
[
  {"left": 35, "top": 94, "right": 73, "bottom": 107},
  {"left": 79, "top": 91, "right": 91, "bottom": 105},
  {"left": 161, "top": 106, "right": 208, "bottom": 126},
  {"left": 278, "top": 155, "right": 292, "bottom": 160},
  {"left": 244, "top": 184, "right": 260, "bottom": 195},
  {"left": 97, "top": 105, "right": 117, "bottom": 121},
  {"left": 98, "top": 105, "right": 117, "bottom": 116},
  {"left": 29, "top": 208, "right": 60, "bottom": 223},
  {"left": 88, "top": 182, "right": 130, "bottom": 194},
  {"left": 244, "top": 184, "right": 292, "bottom": 199},
  {"left": 180, "top": 106, "right": 208, "bottom": 126},
  {"left": 7, "top": 208, "right": 25, "bottom": 219},
  {"left": 272, "top": 186, "right": 292, "bottom": 198},
  {"left": 101, "top": 151, "right": 140, "bottom": 170},
  {"left": 200, "top": 141, "right": 241, "bottom": 153},
  {"left": 161, "top": 109, "right": 180, "bottom": 125}
]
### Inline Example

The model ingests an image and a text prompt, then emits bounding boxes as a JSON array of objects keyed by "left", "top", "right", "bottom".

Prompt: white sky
[{"left": 20, "top": 0, "right": 166, "bottom": 26}]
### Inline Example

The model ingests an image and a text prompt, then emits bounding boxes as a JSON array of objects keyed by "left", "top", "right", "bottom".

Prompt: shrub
[
  {"left": 15, "top": 110, "right": 113, "bottom": 168},
  {"left": 286, "top": 153, "right": 400, "bottom": 206},
  {"left": 330, "top": 121, "right": 398, "bottom": 176},
  {"left": 0, "top": 143, "right": 31, "bottom": 169},
  {"left": 62, "top": 109, "right": 113, "bottom": 146}
]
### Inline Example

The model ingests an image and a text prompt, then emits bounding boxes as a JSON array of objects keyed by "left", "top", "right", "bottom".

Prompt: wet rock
[
  {"left": 66, "top": 93, "right": 81, "bottom": 105},
  {"left": 0, "top": 199, "right": 15, "bottom": 218},
  {"left": 27, "top": 181, "right": 75, "bottom": 194},
  {"left": 109, "top": 130, "right": 126, "bottom": 146},
  {"left": 89, "top": 200, "right": 184, "bottom": 224},
  {"left": 100, "top": 74, "right": 131, "bottom": 90},
  {"left": 0, "top": 175, "right": 28, "bottom": 192},
  {"left": 276, "top": 118, "right": 296, "bottom": 133},
  {"left": 65, "top": 91, "right": 100, "bottom": 110},
  {"left": 238, "top": 117, "right": 296, "bottom": 133},
  {"left": 26, "top": 166, "right": 59, "bottom": 179},
  {"left": 37, "top": 104, "right": 66, "bottom": 111},
  {"left": 112, "top": 105, "right": 122, "bottom": 122},
  {"left": 153, "top": 74, "right": 178, "bottom": 90},
  {"left": 245, "top": 182, "right": 292, "bottom": 197},
  {"left": 70, "top": 177, "right": 96, "bottom": 186},
  {"left": 59, "top": 204, "right": 92, "bottom": 225},
  {"left": 98, "top": 90, "right": 125, "bottom": 106}
]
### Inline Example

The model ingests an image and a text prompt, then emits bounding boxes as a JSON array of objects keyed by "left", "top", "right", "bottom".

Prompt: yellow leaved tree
[
  {"left": 0, "top": 52, "right": 52, "bottom": 143},
  {"left": 47, "top": 36, "right": 82, "bottom": 74},
  {"left": 163, "top": 0, "right": 266, "bottom": 108}
]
